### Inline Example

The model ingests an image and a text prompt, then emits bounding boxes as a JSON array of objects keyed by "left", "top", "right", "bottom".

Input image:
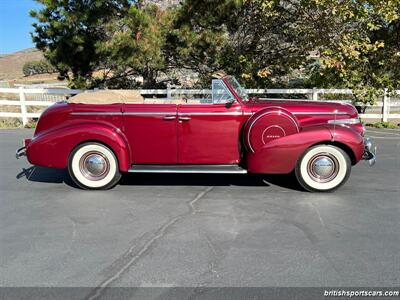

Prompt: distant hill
[{"left": 0, "top": 48, "right": 44, "bottom": 80}]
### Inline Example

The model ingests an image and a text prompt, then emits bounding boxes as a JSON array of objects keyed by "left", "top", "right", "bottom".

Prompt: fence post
[
  {"left": 167, "top": 84, "right": 172, "bottom": 100},
  {"left": 18, "top": 87, "right": 28, "bottom": 126},
  {"left": 382, "top": 88, "right": 389, "bottom": 122},
  {"left": 312, "top": 88, "right": 318, "bottom": 101}
]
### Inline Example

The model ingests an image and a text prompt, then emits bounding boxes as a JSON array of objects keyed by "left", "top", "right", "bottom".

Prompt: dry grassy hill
[{"left": 0, "top": 48, "right": 45, "bottom": 80}]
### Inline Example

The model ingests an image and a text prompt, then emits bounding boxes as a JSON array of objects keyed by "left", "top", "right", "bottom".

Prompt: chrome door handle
[
  {"left": 163, "top": 115, "right": 176, "bottom": 120},
  {"left": 178, "top": 117, "right": 191, "bottom": 121}
]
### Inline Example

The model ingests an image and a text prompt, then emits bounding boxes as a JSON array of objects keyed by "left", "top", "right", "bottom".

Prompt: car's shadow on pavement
[
  {"left": 16, "top": 166, "right": 79, "bottom": 188},
  {"left": 16, "top": 166, "right": 304, "bottom": 191}
]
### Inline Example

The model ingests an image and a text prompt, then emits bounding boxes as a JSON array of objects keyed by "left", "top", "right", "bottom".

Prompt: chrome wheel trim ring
[
  {"left": 79, "top": 151, "right": 110, "bottom": 181},
  {"left": 307, "top": 153, "right": 339, "bottom": 183}
]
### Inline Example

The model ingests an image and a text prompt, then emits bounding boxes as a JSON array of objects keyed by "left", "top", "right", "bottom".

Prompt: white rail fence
[{"left": 0, "top": 87, "right": 399, "bottom": 126}]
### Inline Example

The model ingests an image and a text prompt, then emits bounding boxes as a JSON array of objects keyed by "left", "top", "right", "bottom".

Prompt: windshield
[{"left": 225, "top": 76, "right": 249, "bottom": 101}]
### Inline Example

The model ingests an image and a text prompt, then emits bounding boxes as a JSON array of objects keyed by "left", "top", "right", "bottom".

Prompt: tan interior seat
[
  {"left": 69, "top": 90, "right": 145, "bottom": 104},
  {"left": 70, "top": 90, "right": 205, "bottom": 105}
]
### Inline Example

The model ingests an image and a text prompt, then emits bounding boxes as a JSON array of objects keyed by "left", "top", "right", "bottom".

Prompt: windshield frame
[{"left": 223, "top": 76, "right": 249, "bottom": 102}]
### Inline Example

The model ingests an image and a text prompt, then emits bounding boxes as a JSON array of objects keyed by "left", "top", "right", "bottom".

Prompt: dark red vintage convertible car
[{"left": 16, "top": 76, "right": 375, "bottom": 192}]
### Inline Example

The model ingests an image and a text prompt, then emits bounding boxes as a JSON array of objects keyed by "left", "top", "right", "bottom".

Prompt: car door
[
  {"left": 123, "top": 104, "right": 177, "bottom": 164},
  {"left": 177, "top": 81, "right": 244, "bottom": 164}
]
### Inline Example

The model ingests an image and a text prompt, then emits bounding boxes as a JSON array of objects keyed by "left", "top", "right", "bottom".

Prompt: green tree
[
  {"left": 167, "top": 0, "right": 243, "bottom": 84},
  {"left": 94, "top": 4, "right": 174, "bottom": 88},
  {"left": 30, "top": 0, "right": 133, "bottom": 88},
  {"left": 252, "top": 0, "right": 400, "bottom": 104},
  {"left": 169, "top": 0, "right": 314, "bottom": 87},
  {"left": 31, "top": 0, "right": 400, "bottom": 100},
  {"left": 172, "top": 0, "right": 400, "bottom": 104},
  {"left": 22, "top": 59, "right": 56, "bottom": 76},
  {"left": 31, "top": 0, "right": 175, "bottom": 88},
  {"left": 299, "top": 0, "right": 400, "bottom": 104}
]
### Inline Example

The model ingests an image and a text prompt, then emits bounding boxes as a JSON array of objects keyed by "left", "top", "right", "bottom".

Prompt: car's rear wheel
[
  {"left": 295, "top": 145, "right": 351, "bottom": 192},
  {"left": 68, "top": 142, "right": 121, "bottom": 190}
]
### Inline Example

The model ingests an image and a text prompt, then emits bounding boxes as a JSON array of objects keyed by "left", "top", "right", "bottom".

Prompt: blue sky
[{"left": 0, "top": 0, "right": 42, "bottom": 54}]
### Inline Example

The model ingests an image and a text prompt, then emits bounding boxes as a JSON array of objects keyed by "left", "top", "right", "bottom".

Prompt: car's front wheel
[
  {"left": 295, "top": 145, "right": 351, "bottom": 192},
  {"left": 68, "top": 142, "right": 121, "bottom": 190}
]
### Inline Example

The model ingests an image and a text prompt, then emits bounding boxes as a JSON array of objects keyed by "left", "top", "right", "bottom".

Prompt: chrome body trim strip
[
  {"left": 124, "top": 112, "right": 175, "bottom": 116},
  {"left": 71, "top": 112, "right": 122, "bottom": 116},
  {"left": 71, "top": 111, "right": 243, "bottom": 116},
  {"left": 327, "top": 118, "right": 361, "bottom": 125},
  {"left": 293, "top": 111, "right": 348, "bottom": 116},
  {"left": 178, "top": 112, "right": 242, "bottom": 116},
  {"left": 71, "top": 111, "right": 347, "bottom": 117}
]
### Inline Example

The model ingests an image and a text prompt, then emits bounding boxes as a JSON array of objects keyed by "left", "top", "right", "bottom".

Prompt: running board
[{"left": 128, "top": 164, "right": 247, "bottom": 174}]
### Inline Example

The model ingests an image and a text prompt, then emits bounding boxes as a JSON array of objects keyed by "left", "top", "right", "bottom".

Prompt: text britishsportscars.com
[{"left": 324, "top": 289, "right": 399, "bottom": 298}]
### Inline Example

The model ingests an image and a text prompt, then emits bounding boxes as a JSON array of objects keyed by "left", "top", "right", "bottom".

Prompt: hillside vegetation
[{"left": 0, "top": 48, "right": 43, "bottom": 80}]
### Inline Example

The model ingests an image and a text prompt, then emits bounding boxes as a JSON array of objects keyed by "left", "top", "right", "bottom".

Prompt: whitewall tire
[
  {"left": 295, "top": 145, "right": 351, "bottom": 192},
  {"left": 68, "top": 142, "right": 121, "bottom": 190}
]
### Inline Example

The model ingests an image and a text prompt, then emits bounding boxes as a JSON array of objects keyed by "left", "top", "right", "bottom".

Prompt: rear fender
[
  {"left": 246, "top": 125, "right": 364, "bottom": 174},
  {"left": 26, "top": 123, "right": 131, "bottom": 171}
]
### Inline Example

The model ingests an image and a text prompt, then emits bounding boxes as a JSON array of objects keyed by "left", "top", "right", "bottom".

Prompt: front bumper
[{"left": 362, "top": 137, "right": 376, "bottom": 166}]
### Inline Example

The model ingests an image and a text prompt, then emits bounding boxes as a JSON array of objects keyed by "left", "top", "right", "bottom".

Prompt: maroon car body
[{"left": 17, "top": 76, "right": 375, "bottom": 191}]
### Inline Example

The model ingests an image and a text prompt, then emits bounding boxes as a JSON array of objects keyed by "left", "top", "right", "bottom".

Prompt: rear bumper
[
  {"left": 362, "top": 137, "right": 376, "bottom": 166},
  {"left": 15, "top": 139, "right": 31, "bottom": 159},
  {"left": 16, "top": 146, "right": 26, "bottom": 159}
]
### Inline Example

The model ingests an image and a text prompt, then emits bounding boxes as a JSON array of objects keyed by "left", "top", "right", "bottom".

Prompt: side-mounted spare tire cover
[{"left": 244, "top": 107, "right": 300, "bottom": 152}]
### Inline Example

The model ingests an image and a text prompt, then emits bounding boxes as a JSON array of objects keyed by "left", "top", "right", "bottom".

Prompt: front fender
[
  {"left": 327, "top": 124, "right": 365, "bottom": 162},
  {"left": 26, "top": 122, "right": 131, "bottom": 171},
  {"left": 246, "top": 125, "right": 364, "bottom": 174}
]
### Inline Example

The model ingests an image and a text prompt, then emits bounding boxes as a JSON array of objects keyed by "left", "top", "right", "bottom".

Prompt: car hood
[{"left": 249, "top": 98, "right": 358, "bottom": 118}]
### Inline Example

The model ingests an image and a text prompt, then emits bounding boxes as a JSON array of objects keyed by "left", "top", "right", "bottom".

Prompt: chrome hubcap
[
  {"left": 307, "top": 154, "right": 339, "bottom": 183},
  {"left": 79, "top": 152, "right": 109, "bottom": 181}
]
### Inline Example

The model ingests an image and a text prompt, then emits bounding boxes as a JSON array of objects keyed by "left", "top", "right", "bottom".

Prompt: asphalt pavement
[{"left": 0, "top": 128, "right": 399, "bottom": 298}]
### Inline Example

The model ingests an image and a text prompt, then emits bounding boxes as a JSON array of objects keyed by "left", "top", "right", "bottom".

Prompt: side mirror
[{"left": 225, "top": 99, "right": 235, "bottom": 108}]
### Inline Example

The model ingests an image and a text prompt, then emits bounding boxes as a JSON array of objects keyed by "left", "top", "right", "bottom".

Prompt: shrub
[
  {"left": 22, "top": 60, "right": 55, "bottom": 77},
  {"left": 0, "top": 118, "right": 37, "bottom": 129},
  {"left": 0, "top": 118, "right": 22, "bottom": 128},
  {"left": 365, "top": 122, "right": 399, "bottom": 129}
]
